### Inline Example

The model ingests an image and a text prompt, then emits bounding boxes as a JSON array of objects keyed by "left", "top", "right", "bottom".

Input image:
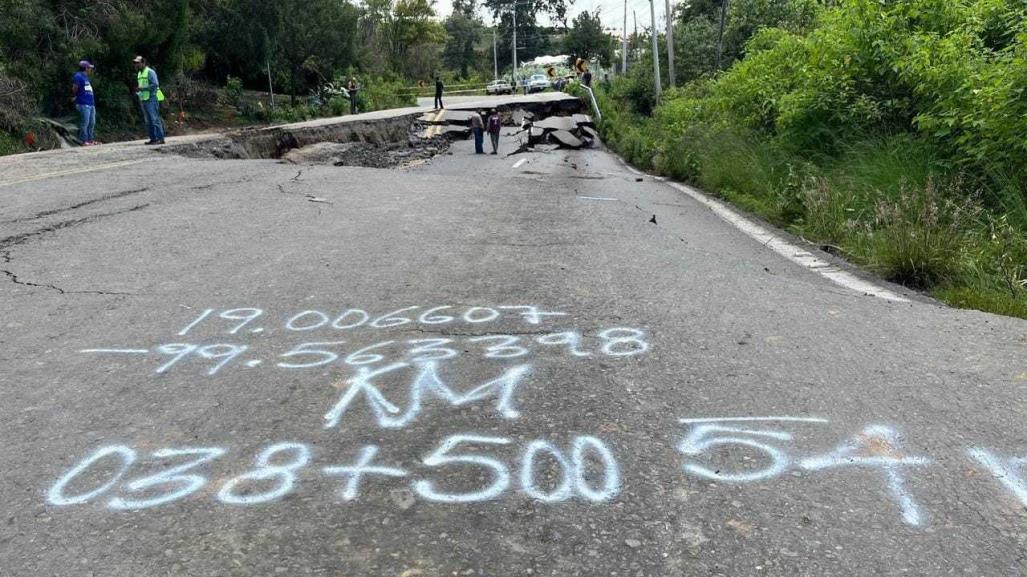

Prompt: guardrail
[{"left": 578, "top": 84, "right": 602, "bottom": 122}]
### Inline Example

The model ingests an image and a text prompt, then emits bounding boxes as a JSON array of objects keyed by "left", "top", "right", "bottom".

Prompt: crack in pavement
[
  {"left": 278, "top": 176, "right": 334, "bottom": 207},
  {"left": 0, "top": 266, "right": 133, "bottom": 296},
  {"left": 191, "top": 176, "right": 257, "bottom": 190},
  {"left": 0, "top": 187, "right": 150, "bottom": 225},
  {"left": 0, "top": 203, "right": 150, "bottom": 295}
]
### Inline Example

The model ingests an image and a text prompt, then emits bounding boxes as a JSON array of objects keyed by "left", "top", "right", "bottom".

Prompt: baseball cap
[
  {"left": 79, "top": 60, "right": 94, "bottom": 69},
  {"left": 133, "top": 56, "right": 144, "bottom": 63}
]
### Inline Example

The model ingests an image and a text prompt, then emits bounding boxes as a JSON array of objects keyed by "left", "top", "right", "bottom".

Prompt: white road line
[
  {"left": 512, "top": 158, "right": 528, "bottom": 169},
  {"left": 663, "top": 180, "right": 910, "bottom": 302},
  {"left": 624, "top": 159, "right": 909, "bottom": 302},
  {"left": 679, "top": 417, "right": 830, "bottom": 424},
  {"left": 577, "top": 196, "right": 619, "bottom": 201},
  {"left": 0, "top": 159, "right": 154, "bottom": 188}
]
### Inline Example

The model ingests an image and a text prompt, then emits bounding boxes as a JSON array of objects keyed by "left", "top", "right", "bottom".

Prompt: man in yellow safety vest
[{"left": 133, "top": 55, "right": 165, "bottom": 145}]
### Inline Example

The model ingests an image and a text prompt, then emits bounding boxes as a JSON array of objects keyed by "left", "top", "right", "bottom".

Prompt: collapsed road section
[{"left": 161, "top": 92, "right": 589, "bottom": 168}]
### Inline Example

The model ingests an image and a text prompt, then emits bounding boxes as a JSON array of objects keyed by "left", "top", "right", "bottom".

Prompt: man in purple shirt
[{"left": 71, "top": 60, "right": 97, "bottom": 146}]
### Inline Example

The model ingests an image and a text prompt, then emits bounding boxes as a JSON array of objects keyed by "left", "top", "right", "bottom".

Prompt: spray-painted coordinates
[
  {"left": 62, "top": 302, "right": 1027, "bottom": 532},
  {"left": 47, "top": 435, "right": 620, "bottom": 509},
  {"left": 81, "top": 328, "right": 648, "bottom": 375},
  {"left": 175, "top": 306, "right": 571, "bottom": 336}
]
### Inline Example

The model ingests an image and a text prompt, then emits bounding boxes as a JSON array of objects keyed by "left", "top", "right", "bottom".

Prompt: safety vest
[{"left": 137, "top": 67, "right": 164, "bottom": 102}]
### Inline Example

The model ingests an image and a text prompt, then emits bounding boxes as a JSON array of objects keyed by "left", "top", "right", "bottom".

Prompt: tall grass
[{"left": 597, "top": 101, "right": 1027, "bottom": 319}]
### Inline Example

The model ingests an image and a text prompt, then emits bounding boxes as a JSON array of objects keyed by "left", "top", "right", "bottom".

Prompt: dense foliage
[
  {"left": 601, "top": 0, "right": 1027, "bottom": 317},
  {"left": 0, "top": 0, "right": 577, "bottom": 147},
  {"left": 563, "top": 10, "right": 615, "bottom": 67}
]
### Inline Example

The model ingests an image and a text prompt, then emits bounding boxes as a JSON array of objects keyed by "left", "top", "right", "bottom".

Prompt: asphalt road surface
[{"left": 2, "top": 106, "right": 1026, "bottom": 577}]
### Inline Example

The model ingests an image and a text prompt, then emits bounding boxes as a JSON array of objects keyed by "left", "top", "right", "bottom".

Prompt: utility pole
[
  {"left": 716, "top": 0, "right": 728, "bottom": 70},
  {"left": 266, "top": 61, "right": 275, "bottom": 108},
  {"left": 511, "top": 4, "right": 519, "bottom": 85},
  {"left": 493, "top": 27, "right": 499, "bottom": 80},
  {"left": 649, "top": 0, "right": 662, "bottom": 98},
  {"left": 622, "top": 0, "right": 628, "bottom": 74},
  {"left": 665, "top": 0, "right": 675, "bottom": 86},
  {"left": 634, "top": 11, "right": 639, "bottom": 62}
]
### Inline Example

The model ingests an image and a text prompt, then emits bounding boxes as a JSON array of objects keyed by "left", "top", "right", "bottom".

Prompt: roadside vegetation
[{"left": 599, "top": 0, "right": 1027, "bottom": 318}]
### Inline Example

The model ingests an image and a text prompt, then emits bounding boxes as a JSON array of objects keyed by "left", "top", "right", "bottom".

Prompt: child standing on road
[{"left": 486, "top": 109, "right": 501, "bottom": 155}]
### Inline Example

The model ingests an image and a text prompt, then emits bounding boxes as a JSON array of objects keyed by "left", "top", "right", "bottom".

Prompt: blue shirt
[{"left": 73, "top": 72, "right": 94, "bottom": 106}]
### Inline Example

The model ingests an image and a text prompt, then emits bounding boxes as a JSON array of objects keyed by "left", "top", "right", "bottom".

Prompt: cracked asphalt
[{"left": 1, "top": 112, "right": 1027, "bottom": 577}]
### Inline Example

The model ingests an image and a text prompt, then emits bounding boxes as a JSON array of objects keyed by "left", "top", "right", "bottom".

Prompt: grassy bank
[
  {"left": 593, "top": 0, "right": 1027, "bottom": 320},
  {"left": 596, "top": 85, "right": 1027, "bottom": 318}
]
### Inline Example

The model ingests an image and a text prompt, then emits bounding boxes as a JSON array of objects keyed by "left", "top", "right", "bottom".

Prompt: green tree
[
  {"left": 390, "top": 0, "right": 447, "bottom": 79},
  {"left": 563, "top": 10, "right": 614, "bottom": 66},
  {"left": 485, "top": 0, "right": 566, "bottom": 72},
  {"left": 443, "top": 0, "right": 483, "bottom": 78}
]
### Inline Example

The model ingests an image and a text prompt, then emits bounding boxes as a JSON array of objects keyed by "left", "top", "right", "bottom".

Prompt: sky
[{"left": 431, "top": 0, "right": 671, "bottom": 38}]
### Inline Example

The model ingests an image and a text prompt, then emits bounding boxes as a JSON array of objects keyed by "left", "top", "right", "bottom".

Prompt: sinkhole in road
[{"left": 162, "top": 97, "right": 594, "bottom": 169}]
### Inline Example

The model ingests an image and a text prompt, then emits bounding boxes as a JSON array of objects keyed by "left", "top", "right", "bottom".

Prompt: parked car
[
  {"left": 486, "top": 79, "right": 513, "bottom": 95},
  {"left": 527, "top": 74, "right": 551, "bottom": 93},
  {"left": 553, "top": 75, "right": 576, "bottom": 91}
]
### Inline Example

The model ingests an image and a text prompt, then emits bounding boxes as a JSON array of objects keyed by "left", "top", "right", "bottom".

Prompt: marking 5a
[
  {"left": 968, "top": 448, "right": 1027, "bottom": 508},
  {"left": 677, "top": 418, "right": 931, "bottom": 526}
]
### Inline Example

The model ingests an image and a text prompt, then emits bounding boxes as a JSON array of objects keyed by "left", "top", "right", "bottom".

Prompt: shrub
[
  {"left": 863, "top": 177, "right": 979, "bottom": 288},
  {"left": 170, "top": 74, "right": 219, "bottom": 113},
  {"left": 223, "top": 75, "right": 244, "bottom": 108},
  {"left": 0, "top": 131, "right": 30, "bottom": 155},
  {"left": 0, "top": 73, "right": 32, "bottom": 132},
  {"left": 355, "top": 75, "right": 416, "bottom": 112}
]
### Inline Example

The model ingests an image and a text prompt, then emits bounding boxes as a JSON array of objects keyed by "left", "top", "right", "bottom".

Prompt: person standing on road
[
  {"left": 347, "top": 77, "right": 359, "bottom": 114},
  {"left": 486, "top": 108, "right": 502, "bottom": 155},
  {"left": 133, "top": 56, "right": 165, "bottom": 145},
  {"left": 71, "top": 60, "right": 97, "bottom": 146},
  {"left": 470, "top": 109, "right": 485, "bottom": 154},
  {"left": 434, "top": 76, "right": 444, "bottom": 109}
]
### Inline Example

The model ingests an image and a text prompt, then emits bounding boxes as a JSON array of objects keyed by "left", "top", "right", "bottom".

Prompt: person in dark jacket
[
  {"left": 347, "top": 77, "right": 359, "bottom": 114},
  {"left": 434, "top": 76, "right": 444, "bottom": 109},
  {"left": 486, "top": 108, "right": 502, "bottom": 155}
]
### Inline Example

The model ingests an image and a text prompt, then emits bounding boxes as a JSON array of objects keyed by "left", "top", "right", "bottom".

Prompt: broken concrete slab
[
  {"left": 439, "top": 126, "right": 471, "bottom": 137},
  {"left": 535, "top": 116, "right": 578, "bottom": 131},
  {"left": 281, "top": 142, "right": 363, "bottom": 165},
  {"left": 511, "top": 109, "right": 535, "bottom": 125},
  {"left": 572, "top": 114, "right": 595, "bottom": 128},
  {"left": 549, "top": 130, "right": 585, "bottom": 149},
  {"left": 418, "top": 110, "right": 478, "bottom": 126},
  {"left": 279, "top": 138, "right": 449, "bottom": 169}
]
